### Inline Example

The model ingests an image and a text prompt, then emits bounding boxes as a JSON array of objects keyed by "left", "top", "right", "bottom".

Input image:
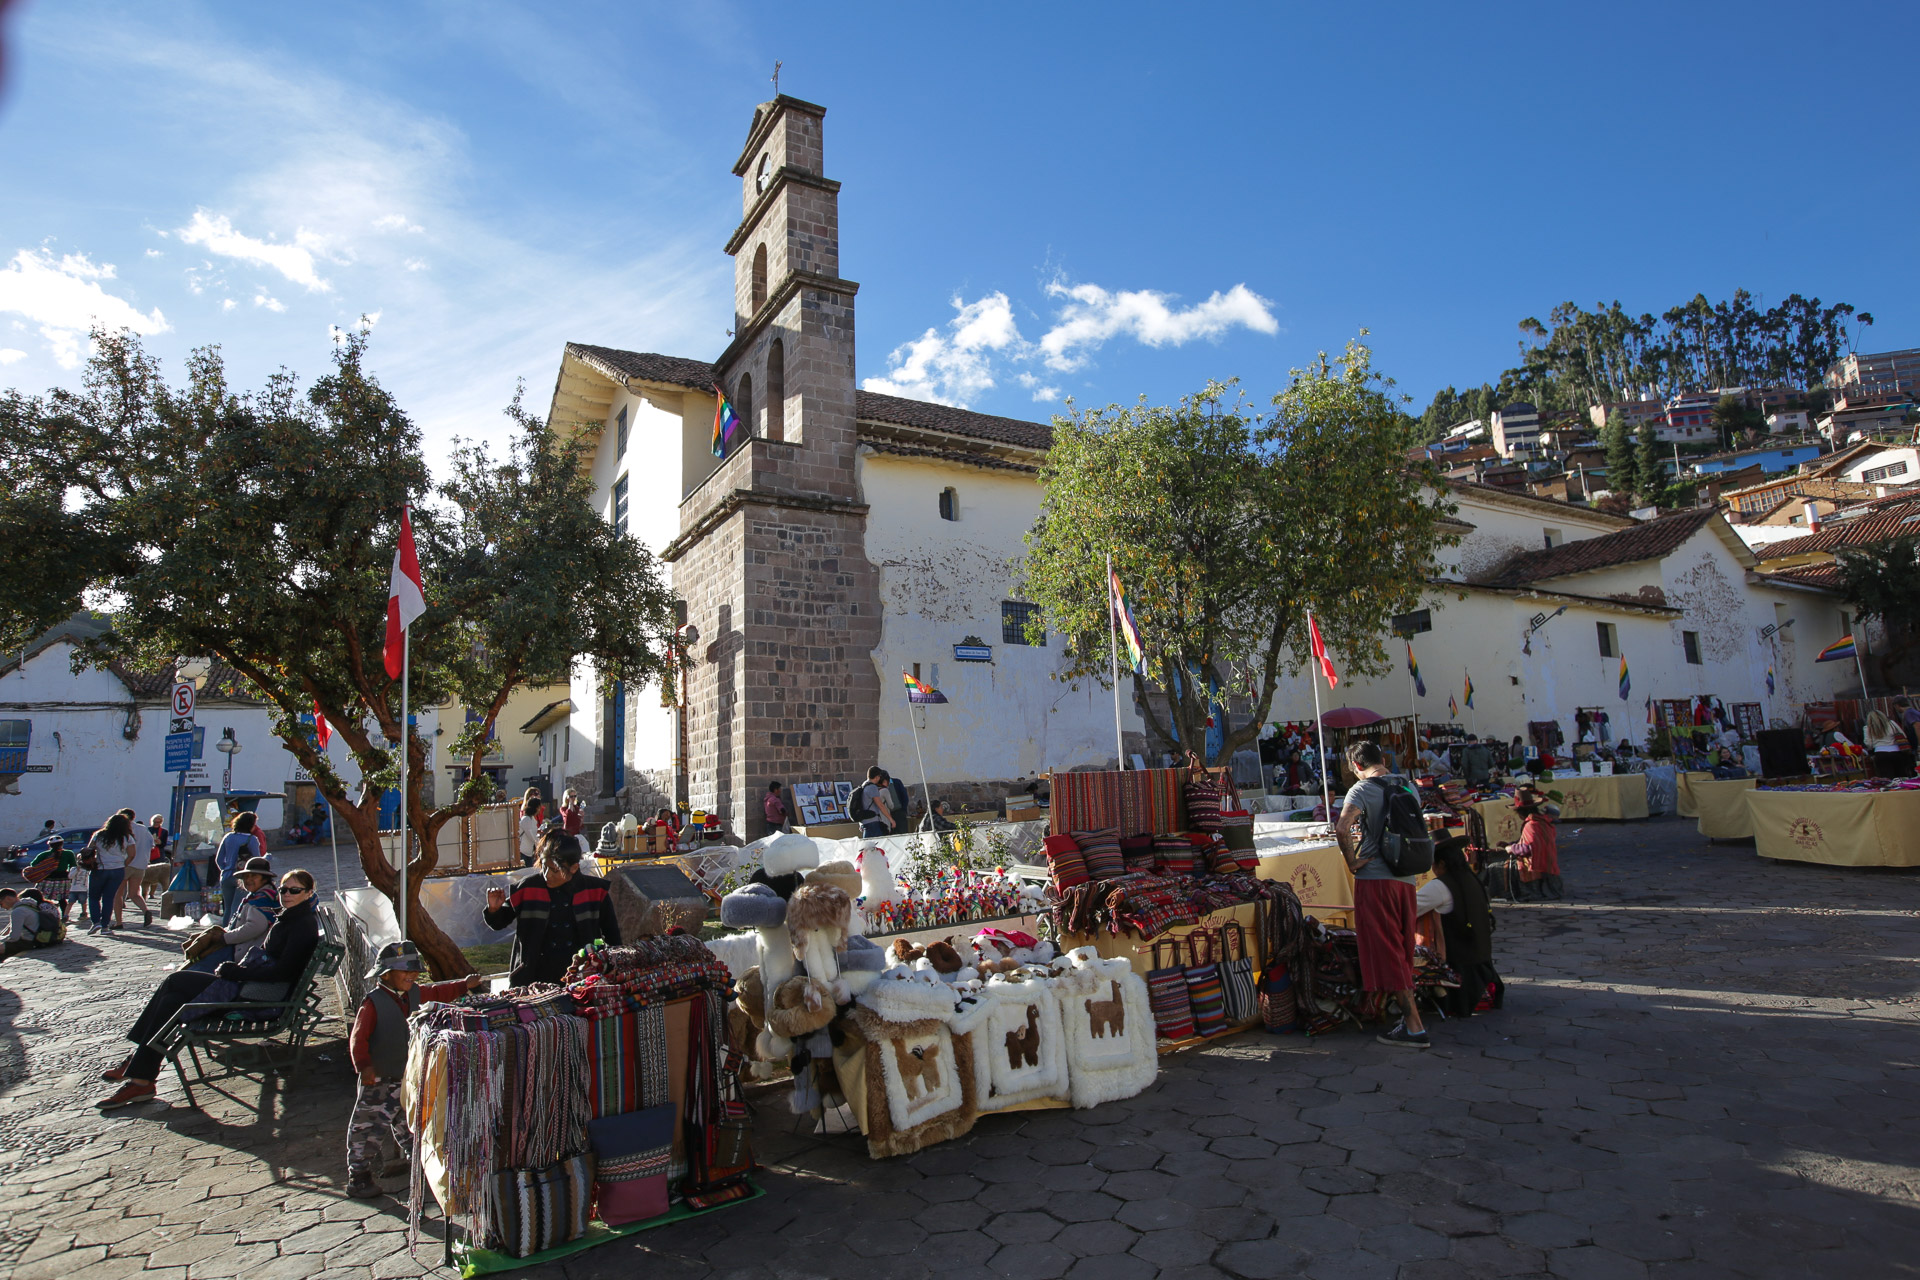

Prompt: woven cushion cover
[
  {"left": 587, "top": 1102, "right": 675, "bottom": 1226},
  {"left": 1071, "top": 829, "right": 1125, "bottom": 881},
  {"left": 1042, "top": 834, "right": 1089, "bottom": 890}
]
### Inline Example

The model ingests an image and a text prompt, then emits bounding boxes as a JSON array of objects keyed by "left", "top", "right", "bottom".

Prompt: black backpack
[
  {"left": 1368, "top": 776, "right": 1435, "bottom": 876},
  {"left": 848, "top": 785, "right": 875, "bottom": 822}
]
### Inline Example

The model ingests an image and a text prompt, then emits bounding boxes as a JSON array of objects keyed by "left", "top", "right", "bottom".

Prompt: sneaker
[
  {"left": 1376, "top": 1022, "right": 1431, "bottom": 1050},
  {"left": 96, "top": 1081, "right": 159, "bottom": 1109},
  {"left": 86, "top": 924, "right": 101, "bottom": 936},
  {"left": 345, "top": 1175, "right": 381, "bottom": 1199}
]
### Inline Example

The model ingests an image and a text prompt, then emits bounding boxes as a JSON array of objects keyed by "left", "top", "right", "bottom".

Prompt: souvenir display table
[
  {"left": 1744, "top": 785, "right": 1920, "bottom": 867},
  {"left": 1693, "top": 777, "right": 1758, "bottom": 840},
  {"left": 1473, "top": 772, "right": 1650, "bottom": 844},
  {"left": 1674, "top": 770, "right": 1715, "bottom": 819}
]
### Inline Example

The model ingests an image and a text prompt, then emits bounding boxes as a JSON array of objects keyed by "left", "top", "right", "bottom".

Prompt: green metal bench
[{"left": 150, "top": 918, "right": 346, "bottom": 1109}]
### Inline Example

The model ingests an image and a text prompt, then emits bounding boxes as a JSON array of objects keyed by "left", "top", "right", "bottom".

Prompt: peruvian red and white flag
[
  {"left": 383, "top": 505, "right": 427, "bottom": 679},
  {"left": 312, "top": 699, "right": 332, "bottom": 749},
  {"left": 1307, "top": 612, "right": 1339, "bottom": 689}
]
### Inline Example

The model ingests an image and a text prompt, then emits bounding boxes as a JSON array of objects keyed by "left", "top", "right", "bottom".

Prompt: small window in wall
[
  {"left": 612, "top": 475, "right": 629, "bottom": 533},
  {"left": 615, "top": 404, "right": 629, "bottom": 455},
  {"left": 938, "top": 487, "right": 958, "bottom": 521},
  {"left": 1002, "top": 601, "right": 1045, "bottom": 646},
  {"left": 1683, "top": 630, "right": 1702, "bottom": 665},
  {"left": 1863, "top": 460, "right": 1910, "bottom": 482},
  {"left": 1391, "top": 609, "right": 1431, "bottom": 636},
  {"left": 1543, "top": 527, "right": 1563, "bottom": 549},
  {"left": 1597, "top": 622, "right": 1616, "bottom": 658},
  {"left": 0, "top": 719, "right": 29, "bottom": 769}
]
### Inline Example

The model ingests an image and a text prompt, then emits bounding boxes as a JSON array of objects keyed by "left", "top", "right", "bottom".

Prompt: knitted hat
[
  {"left": 840, "top": 935, "right": 887, "bottom": 973},
  {"left": 761, "top": 832, "right": 820, "bottom": 879},
  {"left": 366, "top": 940, "right": 426, "bottom": 983},
  {"left": 720, "top": 882, "right": 788, "bottom": 928}
]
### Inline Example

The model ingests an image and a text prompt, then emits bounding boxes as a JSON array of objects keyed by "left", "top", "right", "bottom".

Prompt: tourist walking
[
  {"left": 560, "top": 789, "right": 584, "bottom": 837},
  {"left": 762, "top": 780, "right": 789, "bottom": 837},
  {"left": 855, "top": 767, "right": 895, "bottom": 839},
  {"left": 82, "top": 813, "right": 135, "bottom": 936},
  {"left": 1334, "top": 740, "right": 1430, "bottom": 1050},
  {"left": 518, "top": 790, "right": 544, "bottom": 866},
  {"left": 114, "top": 807, "right": 153, "bottom": 928}
]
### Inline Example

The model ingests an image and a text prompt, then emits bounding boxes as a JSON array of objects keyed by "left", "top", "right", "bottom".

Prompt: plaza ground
[{"left": 1, "top": 815, "right": 1916, "bottom": 1280}]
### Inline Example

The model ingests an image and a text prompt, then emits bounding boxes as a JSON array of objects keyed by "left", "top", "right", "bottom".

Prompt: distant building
[
  {"left": 1719, "top": 475, "right": 1874, "bottom": 519},
  {"left": 1766, "top": 408, "right": 1811, "bottom": 435},
  {"left": 1490, "top": 402, "right": 1542, "bottom": 457},
  {"left": 1588, "top": 398, "right": 1666, "bottom": 432},
  {"left": 1817, "top": 400, "right": 1916, "bottom": 443},
  {"left": 1689, "top": 443, "right": 1826, "bottom": 478},
  {"left": 1826, "top": 347, "right": 1920, "bottom": 405},
  {"left": 1658, "top": 393, "right": 1721, "bottom": 444}
]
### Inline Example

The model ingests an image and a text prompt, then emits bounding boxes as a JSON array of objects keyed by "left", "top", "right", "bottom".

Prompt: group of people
[
  {"left": 517, "top": 788, "right": 586, "bottom": 865},
  {"left": 19, "top": 809, "right": 178, "bottom": 938}
]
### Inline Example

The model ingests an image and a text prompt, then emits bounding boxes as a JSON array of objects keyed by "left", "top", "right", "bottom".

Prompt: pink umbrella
[{"left": 1321, "top": 707, "right": 1385, "bottom": 728}]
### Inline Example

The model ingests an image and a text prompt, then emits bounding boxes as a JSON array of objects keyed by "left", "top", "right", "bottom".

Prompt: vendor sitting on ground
[
  {"left": 483, "top": 830, "right": 620, "bottom": 988},
  {"left": 0, "top": 889, "right": 51, "bottom": 958},
  {"left": 183, "top": 857, "right": 280, "bottom": 971},
  {"left": 96, "top": 869, "right": 321, "bottom": 1109},
  {"left": 1505, "top": 788, "right": 1562, "bottom": 901},
  {"left": 345, "top": 941, "right": 482, "bottom": 1199}
]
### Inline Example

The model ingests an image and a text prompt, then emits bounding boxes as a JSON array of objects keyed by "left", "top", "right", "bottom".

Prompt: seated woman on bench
[{"left": 95, "top": 869, "right": 320, "bottom": 1110}]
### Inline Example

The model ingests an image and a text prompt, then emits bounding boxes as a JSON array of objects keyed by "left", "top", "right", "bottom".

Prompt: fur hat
[
  {"left": 840, "top": 935, "right": 887, "bottom": 973},
  {"left": 735, "top": 965, "right": 767, "bottom": 1027},
  {"left": 785, "top": 882, "right": 851, "bottom": 940},
  {"left": 804, "top": 860, "right": 862, "bottom": 901},
  {"left": 720, "top": 882, "right": 788, "bottom": 928},
  {"left": 923, "top": 940, "right": 964, "bottom": 974},
  {"left": 766, "top": 973, "right": 837, "bottom": 1039},
  {"left": 761, "top": 832, "right": 821, "bottom": 880}
]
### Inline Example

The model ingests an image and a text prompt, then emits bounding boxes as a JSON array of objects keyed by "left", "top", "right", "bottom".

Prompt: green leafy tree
[
  {"left": 1633, "top": 422, "right": 1667, "bottom": 504},
  {"left": 1837, "top": 537, "right": 1920, "bottom": 688},
  {"left": 1600, "top": 411, "right": 1640, "bottom": 499},
  {"left": 1709, "top": 395, "right": 1766, "bottom": 449},
  {"left": 0, "top": 329, "right": 677, "bottom": 976},
  {"left": 1018, "top": 337, "right": 1458, "bottom": 765}
]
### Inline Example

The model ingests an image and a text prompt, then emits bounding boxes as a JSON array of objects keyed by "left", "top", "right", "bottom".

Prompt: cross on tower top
[{"left": 770, "top": 60, "right": 781, "bottom": 96}]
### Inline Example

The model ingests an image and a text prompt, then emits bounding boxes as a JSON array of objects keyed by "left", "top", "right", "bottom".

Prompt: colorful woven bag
[
  {"left": 1181, "top": 928, "right": 1228, "bottom": 1037},
  {"left": 485, "top": 1153, "right": 594, "bottom": 1257},
  {"left": 1183, "top": 778, "right": 1223, "bottom": 832},
  {"left": 1258, "top": 960, "right": 1298, "bottom": 1033},
  {"left": 1145, "top": 936, "right": 1195, "bottom": 1041},
  {"left": 1218, "top": 921, "right": 1258, "bottom": 1025}
]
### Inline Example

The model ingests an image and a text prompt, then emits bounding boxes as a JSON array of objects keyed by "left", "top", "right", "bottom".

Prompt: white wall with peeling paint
[{"left": 858, "top": 450, "right": 1141, "bottom": 784}]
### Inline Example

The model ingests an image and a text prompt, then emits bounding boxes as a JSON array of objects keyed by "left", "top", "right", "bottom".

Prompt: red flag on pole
[
  {"left": 313, "top": 700, "right": 331, "bottom": 749},
  {"left": 383, "top": 505, "right": 427, "bottom": 679},
  {"left": 1308, "top": 613, "right": 1339, "bottom": 689}
]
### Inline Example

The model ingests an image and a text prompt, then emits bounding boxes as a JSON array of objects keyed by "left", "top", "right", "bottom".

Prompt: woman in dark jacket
[
  {"left": 96, "top": 869, "right": 323, "bottom": 1108},
  {"left": 483, "top": 832, "right": 619, "bottom": 988},
  {"left": 1433, "top": 839, "right": 1504, "bottom": 1017}
]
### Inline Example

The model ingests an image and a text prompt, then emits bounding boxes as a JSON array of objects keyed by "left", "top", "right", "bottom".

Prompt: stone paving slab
[{"left": 2, "top": 817, "right": 1917, "bottom": 1279}]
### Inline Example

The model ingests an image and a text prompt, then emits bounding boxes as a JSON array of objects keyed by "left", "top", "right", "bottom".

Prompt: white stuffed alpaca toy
[
  {"left": 785, "top": 882, "right": 852, "bottom": 1004},
  {"left": 854, "top": 844, "right": 900, "bottom": 935}
]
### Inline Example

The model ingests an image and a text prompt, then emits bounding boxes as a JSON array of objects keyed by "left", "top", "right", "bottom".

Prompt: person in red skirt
[
  {"left": 1507, "top": 787, "right": 1562, "bottom": 900},
  {"left": 1334, "top": 740, "right": 1430, "bottom": 1049}
]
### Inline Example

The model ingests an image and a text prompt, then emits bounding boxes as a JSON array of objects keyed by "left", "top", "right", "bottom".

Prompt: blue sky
[{"left": 2, "top": 1, "right": 1915, "bottom": 468}]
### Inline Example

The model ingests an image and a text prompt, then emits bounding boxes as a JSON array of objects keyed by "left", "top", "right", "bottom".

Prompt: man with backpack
[
  {"left": 1335, "top": 740, "right": 1435, "bottom": 1050},
  {"left": 0, "top": 888, "right": 61, "bottom": 958},
  {"left": 850, "top": 767, "right": 895, "bottom": 839}
]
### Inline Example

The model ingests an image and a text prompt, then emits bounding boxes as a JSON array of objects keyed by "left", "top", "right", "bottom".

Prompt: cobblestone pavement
[{"left": 2, "top": 816, "right": 1917, "bottom": 1280}]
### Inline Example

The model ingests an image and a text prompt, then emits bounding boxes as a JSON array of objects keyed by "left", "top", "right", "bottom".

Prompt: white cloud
[
  {"left": 373, "top": 213, "right": 424, "bottom": 234},
  {"left": 220, "top": 298, "right": 236, "bottom": 311},
  {"left": 1016, "top": 372, "right": 1062, "bottom": 403},
  {"left": 862, "top": 292, "right": 1025, "bottom": 406},
  {"left": 1037, "top": 281, "right": 1277, "bottom": 372},
  {"left": 146, "top": 248, "right": 163, "bottom": 257},
  {"left": 403, "top": 257, "right": 428, "bottom": 272},
  {"left": 178, "top": 210, "right": 331, "bottom": 292},
  {"left": 253, "top": 292, "right": 285, "bottom": 312},
  {"left": 0, "top": 248, "right": 170, "bottom": 368},
  {"left": 0, "top": 349, "right": 25, "bottom": 365}
]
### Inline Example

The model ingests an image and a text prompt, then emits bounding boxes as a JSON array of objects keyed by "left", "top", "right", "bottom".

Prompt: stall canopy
[{"left": 1320, "top": 707, "right": 1385, "bottom": 728}]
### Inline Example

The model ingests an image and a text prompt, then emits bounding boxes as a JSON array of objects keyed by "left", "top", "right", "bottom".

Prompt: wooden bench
[{"left": 150, "top": 918, "right": 346, "bottom": 1108}]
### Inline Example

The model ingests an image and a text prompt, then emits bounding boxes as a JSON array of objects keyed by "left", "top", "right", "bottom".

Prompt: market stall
[
  {"left": 1473, "top": 771, "right": 1650, "bottom": 844},
  {"left": 1693, "top": 778, "right": 1758, "bottom": 841},
  {"left": 1745, "top": 786, "right": 1920, "bottom": 867},
  {"left": 1674, "top": 771, "right": 1715, "bottom": 819}
]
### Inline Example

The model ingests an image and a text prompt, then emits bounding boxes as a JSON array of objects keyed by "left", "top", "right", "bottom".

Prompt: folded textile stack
[{"left": 567, "top": 935, "right": 733, "bottom": 1018}]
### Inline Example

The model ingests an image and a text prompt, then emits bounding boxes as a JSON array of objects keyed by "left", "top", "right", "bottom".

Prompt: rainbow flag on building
[
  {"left": 1617, "top": 653, "right": 1630, "bottom": 701},
  {"left": 1815, "top": 635, "right": 1857, "bottom": 664},
  {"left": 1766, "top": 663, "right": 1775, "bottom": 695},
  {"left": 1448, "top": 693, "right": 1458, "bottom": 719},
  {"left": 1463, "top": 672, "right": 1476, "bottom": 710},
  {"left": 1405, "top": 640, "right": 1426, "bottom": 698},
  {"left": 710, "top": 385, "right": 742, "bottom": 458},
  {"left": 1109, "top": 566, "right": 1145, "bottom": 671},
  {"left": 903, "top": 670, "right": 948, "bottom": 704}
]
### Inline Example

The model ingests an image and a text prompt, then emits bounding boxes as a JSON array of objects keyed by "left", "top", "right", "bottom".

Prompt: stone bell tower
[{"left": 664, "top": 96, "right": 882, "bottom": 836}]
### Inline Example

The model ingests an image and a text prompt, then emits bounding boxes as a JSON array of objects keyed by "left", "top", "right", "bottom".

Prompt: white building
[{"left": 1490, "top": 403, "right": 1541, "bottom": 457}]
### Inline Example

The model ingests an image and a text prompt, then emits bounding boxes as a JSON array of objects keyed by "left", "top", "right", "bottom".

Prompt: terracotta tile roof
[
  {"left": 860, "top": 439, "right": 1040, "bottom": 473},
  {"left": 1757, "top": 562, "right": 1845, "bottom": 591},
  {"left": 1757, "top": 495, "right": 1920, "bottom": 561},
  {"left": 562, "top": 343, "right": 1053, "bottom": 451},
  {"left": 1475, "top": 508, "right": 1719, "bottom": 587},
  {"left": 109, "top": 659, "right": 261, "bottom": 702}
]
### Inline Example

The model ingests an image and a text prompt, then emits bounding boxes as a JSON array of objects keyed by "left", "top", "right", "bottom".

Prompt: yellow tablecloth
[
  {"left": 1255, "top": 842, "right": 1353, "bottom": 913},
  {"left": 1745, "top": 789, "right": 1920, "bottom": 867},
  {"left": 1675, "top": 771, "right": 1715, "bottom": 819},
  {"left": 1474, "top": 774, "right": 1649, "bottom": 843},
  {"left": 1694, "top": 778, "right": 1757, "bottom": 840}
]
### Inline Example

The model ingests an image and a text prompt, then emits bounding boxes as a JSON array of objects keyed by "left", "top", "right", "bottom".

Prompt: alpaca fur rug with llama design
[
  {"left": 842, "top": 1004, "right": 979, "bottom": 1158},
  {"left": 950, "top": 976, "right": 1070, "bottom": 1112},
  {"left": 1052, "top": 948, "right": 1158, "bottom": 1108}
]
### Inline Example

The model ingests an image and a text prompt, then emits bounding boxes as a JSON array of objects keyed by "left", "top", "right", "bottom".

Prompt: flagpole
[
  {"left": 1404, "top": 647, "right": 1420, "bottom": 774},
  {"left": 1106, "top": 553, "right": 1126, "bottom": 770},
  {"left": 1307, "top": 612, "right": 1333, "bottom": 826},
  {"left": 397, "top": 628, "right": 409, "bottom": 946},
  {"left": 906, "top": 686, "right": 934, "bottom": 831},
  {"left": 1850, "top": 625, "right": 1871, "bottom": 703}
]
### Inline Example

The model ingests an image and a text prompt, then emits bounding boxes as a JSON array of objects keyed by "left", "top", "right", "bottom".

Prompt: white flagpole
[
  {"left": 906, "top": 685, "right": 934, "bottom": 830},
  {"left": 397, "top": 629, "right": 409, "bottom": 945},
  {"left": 1850, "top": 625, "right": 1871, "bottom": 704},
  {"left": 1404, "top": 645, "right": 1421, "bottom": 773},
  {"left": 1106, "top": 553, "right": 1126, "bottom": 770},
  {"left": 1307, "top": 612, "right": 1332, "bottom": 824}
]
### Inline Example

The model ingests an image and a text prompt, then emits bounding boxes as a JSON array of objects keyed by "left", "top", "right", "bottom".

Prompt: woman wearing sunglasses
[{"left": 95, "top": 870, "right": 322, "bottom": 1109}]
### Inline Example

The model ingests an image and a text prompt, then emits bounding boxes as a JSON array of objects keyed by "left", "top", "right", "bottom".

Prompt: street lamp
[
  {"left": 177, "top": 656, "right": 214, "bottom": 690},
  {"left": 216, "top": 727, "right": 241, "bottom": 795}
]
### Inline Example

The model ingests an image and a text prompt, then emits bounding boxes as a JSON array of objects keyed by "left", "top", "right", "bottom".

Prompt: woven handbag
[
  {"left": 1258, "top": 960, "right": 1297, "bottom": 1032},
  {"left": 1145, "top": 936, "right": 1195, "bottom": 1041},
  {"left": 485, "top": 1152, "right": 594, "bottom": 1257},
  {"left": 1181, "top": 928, "right": 1228, "bottom": 1037},
  {"left": 1218, "top": 921, "right": 1258, "bottom": 1025}
]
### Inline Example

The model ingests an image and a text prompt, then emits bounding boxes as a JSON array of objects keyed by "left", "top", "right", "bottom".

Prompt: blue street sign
[{"left": 165, "top": 731, "right": 194, "bottom": 772}]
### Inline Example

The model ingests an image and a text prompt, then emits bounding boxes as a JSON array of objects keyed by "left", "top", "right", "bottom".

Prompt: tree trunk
[{"left": 327, "top": 793, "right": 474, "bottom": 981}]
